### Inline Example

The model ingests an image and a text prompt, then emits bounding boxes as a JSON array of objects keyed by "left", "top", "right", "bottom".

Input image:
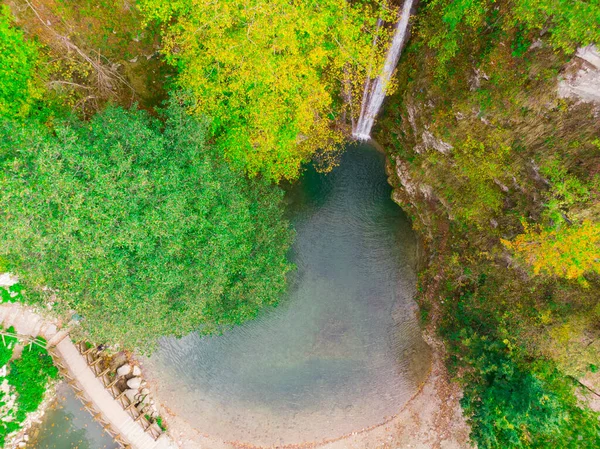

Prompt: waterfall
[{"left": 353, "top": 0, "right": 416, "bottom": 140}]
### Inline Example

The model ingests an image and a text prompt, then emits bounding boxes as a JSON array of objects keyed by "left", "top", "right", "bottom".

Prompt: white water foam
[{"left": 353, "top": 0, "right": 416, "bottom": 140}]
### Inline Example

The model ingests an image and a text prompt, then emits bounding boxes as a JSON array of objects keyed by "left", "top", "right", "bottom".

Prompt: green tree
[
  {"left": 459, "top": 333, "right": 600, "bottom": 448},
  {"left": 423, "top": 0, "right": 600, "bottom": 76},
  {"left": 513, "top": 0, "right": 600, "bottom": 53},
  {"left": 139, "top": 0, "right": 393, "bottom": 181},
  {"left": 0, "top": 99, "right": 293, "bottom": 351},
  {"left": 0, "top": 5, "right": 43, "bottom": 119}
]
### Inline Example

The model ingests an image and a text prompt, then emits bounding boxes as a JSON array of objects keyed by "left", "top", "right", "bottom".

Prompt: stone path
[{"left": 0, "top": 302, "right": 177, "bottom": 449}]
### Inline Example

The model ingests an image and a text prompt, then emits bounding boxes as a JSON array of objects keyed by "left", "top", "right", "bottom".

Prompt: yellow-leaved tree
[
  {"left": 502, "top": 221, "right": 600, "bottom": 286},
  {"left": 139, "top": 0, "right": 394, "bottom": 181}
]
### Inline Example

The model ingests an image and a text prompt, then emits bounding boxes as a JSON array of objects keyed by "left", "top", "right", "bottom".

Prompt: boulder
[
  {"left": 124, "top": 389, "right": 138, "bottom": 402},
  {"left": 558, "top": 45, "right": 600, "bottom": 104},
  {"left": 117, "top": 364, "right": 132, "bottom": 377},
  {"left": 0, "top": 273, "right": 18, "bottom": 288},
  {"left": 132, "top": 365, "right": 142, "bottom": 376},
  {"left": 126, "top": 377, "right": 142, "bottom": 389}
]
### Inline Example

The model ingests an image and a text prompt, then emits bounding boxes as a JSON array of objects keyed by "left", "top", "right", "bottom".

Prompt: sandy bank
[{"left": 142, "top": 336, "right": 470, "bottom": 449}]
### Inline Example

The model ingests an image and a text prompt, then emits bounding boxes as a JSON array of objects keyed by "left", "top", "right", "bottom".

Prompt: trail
[{"left": 0, "top": 302, "right": 177, "bottom": 449}]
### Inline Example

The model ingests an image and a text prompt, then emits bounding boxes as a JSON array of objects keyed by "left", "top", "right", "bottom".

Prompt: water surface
[
  {"left": 31, "top": 383, "right": 119, "bottom": 449},
  {"left": 144, "top": 144, "right": 431, "bottom": 445}
]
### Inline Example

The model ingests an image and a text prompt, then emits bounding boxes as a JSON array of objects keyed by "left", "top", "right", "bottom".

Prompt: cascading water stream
[{"left": 353, "top": 0, "right": 416, "bottom": 140}]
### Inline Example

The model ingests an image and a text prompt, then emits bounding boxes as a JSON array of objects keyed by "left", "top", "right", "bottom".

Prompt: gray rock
[
  {"left": 126, "top": 377, "right": 142, "bottom": 389},
  {"left": 124, "top": 389, "right": 138, "bottom": 402},
  {"left": 421, "top": 130, "right": 453, "bottom": 154},
  {"left": 558, "top": 45, "right": 600, "bottom": 104},
  {"left": 0, "top": 273, "right": 18, "bottom": 288},
  {"left": 117, "top": 364, "right": 132, "bottom": 377}
]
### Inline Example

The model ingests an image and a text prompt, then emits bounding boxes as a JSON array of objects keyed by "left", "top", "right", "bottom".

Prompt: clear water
[
  {"left": 30, "top": 383, "right": 119, "bottom": 449},
  {"left": 143, "top": 144, "right": 431, "bottom": 445}
]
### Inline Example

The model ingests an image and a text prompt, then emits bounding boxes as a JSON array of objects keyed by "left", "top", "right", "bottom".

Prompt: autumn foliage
[
  {"left": 139, "top": 0, "right": 394, "bottom": 181},
  {"left": 503, "top": 221, "right": 600, "bottom": 285}
]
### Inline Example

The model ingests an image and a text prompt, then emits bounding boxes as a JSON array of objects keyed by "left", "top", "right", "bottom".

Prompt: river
[{"left": 30, "top": 384, "right": 118, "bottom": 449}]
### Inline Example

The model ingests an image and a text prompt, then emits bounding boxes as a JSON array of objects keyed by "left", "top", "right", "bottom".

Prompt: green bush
[
  {"left": 7, "top": 343, "right": 58, "bottom": 422},
  {"left": 442, "top": 284, "right": 600, "bottom": 449},
  {"left": 0, "top": 326, "right": 16, "bottom": 366},
  {"left": 459, "top": 334, "right": 600, "bottom": 448},
  {"left": 0, "top": 333, "right": 57, "bottom": 444}
]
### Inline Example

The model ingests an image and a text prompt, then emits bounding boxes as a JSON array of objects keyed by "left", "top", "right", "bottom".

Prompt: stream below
[{"left": 30, "top": 384, "right": 119, "bottom": 449}]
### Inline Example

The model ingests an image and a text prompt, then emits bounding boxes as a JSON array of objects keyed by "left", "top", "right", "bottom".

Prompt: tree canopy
[
  {"left": 503, "top": 221, "right": 600, "bottom": 286},
  {"left": 457, "top": 331, "right": 600, "bottom": 449},
  {"left": 139, "top": 0, "right": 393, "bottom": 181},
  {"left": 0, "top": 5, "right": 43, "bottom": 119},
  {"left": 0, "top": 101, "right": 293, "bottom": 351}
]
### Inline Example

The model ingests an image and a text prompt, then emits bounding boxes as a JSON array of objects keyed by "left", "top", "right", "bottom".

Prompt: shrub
[{"left": 7, "top": 343, "right": 58, "bottom": 422}]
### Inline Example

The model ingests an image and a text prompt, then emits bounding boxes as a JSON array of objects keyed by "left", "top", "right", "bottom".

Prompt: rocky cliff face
[
  {"left": 380, "top": 28, "right": 600, "bottom": 373},
  {"left": 375, "top": 3, "right": 600, "bottom": 446},
  {"left": 559, "top": 45, "right": 600, "bottom": 104},
  {"left": 382, "top": 41, "right": 600, "bottom": 233}
]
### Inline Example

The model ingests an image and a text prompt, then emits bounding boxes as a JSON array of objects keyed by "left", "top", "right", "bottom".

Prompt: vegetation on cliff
[{"left": 379, "top": 0, "right": 600, "bottom": 447}]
